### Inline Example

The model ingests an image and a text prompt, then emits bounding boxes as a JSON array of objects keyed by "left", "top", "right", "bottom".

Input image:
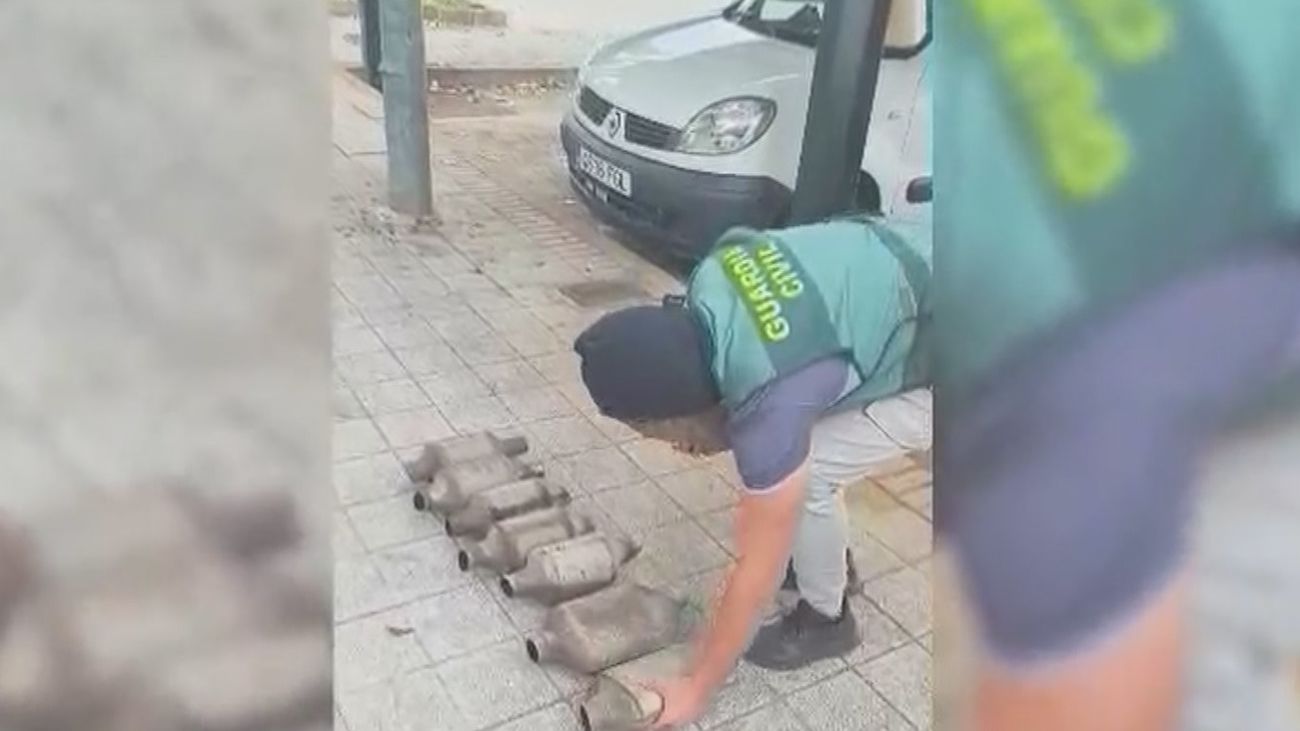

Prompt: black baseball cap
[{"left": 573, "top": 302, "right": 719, "bottom": 420}]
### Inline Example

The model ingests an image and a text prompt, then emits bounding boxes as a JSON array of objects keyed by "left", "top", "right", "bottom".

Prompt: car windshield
[
  {"left": 726, "top": 0, "right": 824, "bottom": 48},
  {"left": 726, "top": 0, "right": 931, "bottom": 53}
]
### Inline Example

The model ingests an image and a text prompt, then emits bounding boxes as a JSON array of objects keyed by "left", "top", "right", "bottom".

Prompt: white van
[{"left": 560, "top": 0, "right": 932, "bottom": 259}]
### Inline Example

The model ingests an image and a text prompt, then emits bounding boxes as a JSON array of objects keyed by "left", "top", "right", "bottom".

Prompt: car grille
[{"left": 578, "top": 86, "right": 681, "bottom": 151}]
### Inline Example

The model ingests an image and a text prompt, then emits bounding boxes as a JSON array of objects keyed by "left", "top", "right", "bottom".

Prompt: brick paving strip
[{"left": 331, "top": 72, "right": 935, "bottom": 731}]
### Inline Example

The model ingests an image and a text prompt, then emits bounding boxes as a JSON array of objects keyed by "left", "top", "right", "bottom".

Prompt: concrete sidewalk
[
  {"left": 330, "top": 0, "right": 720, "bottom": 70},
  {"left": 331, "top": 71, "right": 933, "bottom": 731}
]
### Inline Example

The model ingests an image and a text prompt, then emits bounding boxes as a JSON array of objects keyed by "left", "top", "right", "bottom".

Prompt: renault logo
[{"left": 605, "top": 109, "right": 625, "bottom": 140}]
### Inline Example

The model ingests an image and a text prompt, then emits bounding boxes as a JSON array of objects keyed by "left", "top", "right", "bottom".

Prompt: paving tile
[
  {"left": 900, "top": 487, "right": 932, "bottom": 522},
  {"left": 538, "top": 661, "right": 594, "bottom": 702},
  {"left": 856, "top": 643, "right": 932, "bottom": 730},
  {"left": 913, "top": 558, "right": 933, "bottom": 582},
  {"left": 334, "top": 383, "right": 369, "bottom": 421},
  {"left": 862, "top": 504, "right": 932, "bottom": 564},
  {"left": 872, "top": 467, "right": 931, "bottom": 497},
  {"left": 621, "top": 438, "right": 701, "bottom": 477},
  {"left": 430, "top": 309, "right": 493, "bottom": 339},
  {"left": 354, "top": 379, "right": 434, "bottom": 415},
  {"left": 555, "top": 379, "right": 601, "bottom": 416},
  {"left": 561, "top": 446, "right": 649, "bottom": 495},
  {"left": 334, "top": 511, "right": 367, "bottom": 559},
  {"left": 335, "top": 419, "right": 389, "bottom": 461},
  {"left": 711, "top": 701, "right": 808, "bottom": 731},
  {"left": 863, "top": 568, "right": 931, "bottom": 638},
  {"left": 408, "top": 583, "right": 517, "bottom": 663},
  {"left": 372, "top": 536, "right": 470, "bottom": 599},
  {"left": 374, "top": 320, "right": 442, "bottom": 350},
  {"left": 337, "top": 669, "right": 471, "bottom": 731},
  {"left": 357, "top": 304, "right": 426, "bottom": 328},
  {"left": 530, "top": 303, "right": 585, "bottom": 329},
  {"left": 708, "top": 455, "right": 746, "bottom": 490},
  {"left": 437, "top": 641, "right": 560, "bottom": 729},
  {"left": 498, "top": 386, "right": 579, "bottom": 423},
  {"left": 593, "top": 482, "right": 686, "bottom": 539},
  {"left": 638, "top": 519, "right": 731, "bottom": 581},
  {"left": 462, "top": 286, "right": 522, "bottom": 314},
  {"left": 750, "top": 652, "right": 848, "bottom": 696},
  {"left": 438, "top": 394, "right": 518, "bottom": 433},
  {"left": 491, "top": 702, "right": 583, "bottom": 731},
  {"left": 373, "top": 409, "right": 457, "bottom": 449},
  {"left": 338, "top": 350, "right": 409, "bottom": 385},
  {"left": 418, "top": 368, "right": 491, "bottom": 404},
  {"left": 846, "top": 533, "right": 907, "bottom": 585},
  {"left": 501, "top": 326, "right": 566, "bottom": 358},
  {"left": 479, "top": 308, "right": 545, "bottom": 332},
  {"left": 448, "top": 330, "right": 519, "bottom": 366},
  {"left": 334, "top": 452, "right": 409, "bottom": 505},
  {"left": 697, "top": 663, "right": 779, "bottom": 729},
  {"left": 697, "top": 509, "right": 736, "bottom": 557},
  {"left": 623, "top": 551, "right": 681, "bottom": 594},
  {"left": 786, "top": 671, "right": 912, "bottom": 731},
  {"left": 336, "top": 556, "right": 406, "bottom": 622},
  {"left": 348, "top": 495, "right": 438, "bottom": 549},
  {"left": 475, "top": 359, "right": 547, "bottom": 394},
  {"left": 844, "top": 595, "right": 914, "bottom": 666},
  {"left": 392, "top": 343, "right": 465, "bottom": 377},
  {"left": 657, "top": 469, "right": 740, "bottom": 515},
  {"left": 334, "top": 324, "right": 387, "bottom": 356},
  {"left": 525, "top": 415, "right": 611, "bottom": 457},
  {"left": 528, "top": 353, "right": 581, "bottom": 384},
  {"left": 335, "top": 605, "right": 431, "bottom": 692}
]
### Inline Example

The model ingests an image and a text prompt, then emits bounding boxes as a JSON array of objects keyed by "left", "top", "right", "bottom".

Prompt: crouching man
[{"left": 573, "top": 217, "right": 932, "bottom": 726}]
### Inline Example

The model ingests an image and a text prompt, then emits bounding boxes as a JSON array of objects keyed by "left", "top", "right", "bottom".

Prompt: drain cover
[{"left": 558, "top": 279, "right": 648, "bottom": 309}]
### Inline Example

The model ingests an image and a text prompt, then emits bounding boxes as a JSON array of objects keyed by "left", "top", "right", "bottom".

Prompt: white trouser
[{"left": 794, "top": 388, "right": 932, "bottom": 616}]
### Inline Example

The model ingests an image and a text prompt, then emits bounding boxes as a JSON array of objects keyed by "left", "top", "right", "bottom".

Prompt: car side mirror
[{"left": 906, "top": 177, "right": 932, "bottom": 204}]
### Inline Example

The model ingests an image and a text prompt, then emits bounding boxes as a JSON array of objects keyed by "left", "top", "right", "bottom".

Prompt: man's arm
[
  {"left": 652, "top": 463, "right": 807, "bottom": 727},
  {"left": 970, "top": 573, "right": 1187, "bottom": 731},
  {"left": 690, "top": 462, "right": 807, "bottom": 690}
]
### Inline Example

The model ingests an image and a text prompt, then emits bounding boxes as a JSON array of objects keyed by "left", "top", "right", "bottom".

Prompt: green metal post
[
  {"left": 789, "top": 0, "right": 893, "bottom": 224},
  {"left": 359, "top": 0, "right": 383, "bottom": 89},
  {"left": 379, "top": 0, "right": 433, "bottom": 217}
]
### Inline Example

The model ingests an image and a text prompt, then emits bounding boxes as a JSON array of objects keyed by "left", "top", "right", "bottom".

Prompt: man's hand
[{"left": 648, "top": 676, "right": 708, "bottom": 729}]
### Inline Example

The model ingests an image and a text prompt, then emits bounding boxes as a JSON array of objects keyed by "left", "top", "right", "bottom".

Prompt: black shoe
[
  {"left": 780, "top": 549, "right": 862, "bottom": 594},
  {"left": 744, "top": 597, "right": 860, "bottom": 671}
]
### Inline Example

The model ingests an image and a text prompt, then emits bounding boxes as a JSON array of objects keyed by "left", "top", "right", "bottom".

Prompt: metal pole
[
  {"left": 359, "top": 0, "right": 383, "bottom": 89},
  {"left": 379, "top": 0, "right": 433, "bottom": 217},
  {"left": 789, "top": 0, "right": 892, "bottom": 224}
]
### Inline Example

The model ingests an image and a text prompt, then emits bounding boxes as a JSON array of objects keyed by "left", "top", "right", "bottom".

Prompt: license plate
[{"left": 577, "top": 147, "right": 632, "bottom": 197}]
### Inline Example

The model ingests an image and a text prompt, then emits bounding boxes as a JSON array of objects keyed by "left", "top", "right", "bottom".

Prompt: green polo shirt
[{"left": 935, "top": 0, "right": 1300, "bottom": 401}]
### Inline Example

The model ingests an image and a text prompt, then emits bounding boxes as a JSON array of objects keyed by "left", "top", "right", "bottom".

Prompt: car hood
[{"left": 580, "top": 16, "right": 815, "bottom": 128}]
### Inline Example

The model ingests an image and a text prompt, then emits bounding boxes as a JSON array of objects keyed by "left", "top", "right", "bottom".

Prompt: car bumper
[{"left": 560, "top": 114, "right": 790, "bottom": 260}]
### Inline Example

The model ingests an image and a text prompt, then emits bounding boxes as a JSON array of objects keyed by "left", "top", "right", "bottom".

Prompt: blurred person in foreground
[
  {"left": 938, "top": 0, "right": 1300, "bottom": 728},
  {"left": 574, "top": 215, "right": 932, "bottom": 727}
]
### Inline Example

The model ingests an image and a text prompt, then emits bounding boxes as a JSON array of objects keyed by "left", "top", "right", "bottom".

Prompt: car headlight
[{"left": 676, "top": 97, "right": 776, "bottom": 155}]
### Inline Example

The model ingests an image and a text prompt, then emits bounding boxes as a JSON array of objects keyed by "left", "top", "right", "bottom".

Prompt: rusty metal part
[
  {"left": 501, "top": 533, "right": 639, "bottom": 605},
  {"left": 412, "top": 454, "right": 542, "bottom": 514},
  {"left": 444, "top": 478, "right": 570, "bottom": 538},
  {"left": 457, "top": 507, "right": 593, "bottom": 573},
  {"left": 576, "top": 646, "right": 688, "bottom": 731},
  {"left": 403, "top": 432, "right": 529, "bottom": 483},
  {"left": 525, "top": 582, "right": 686, "bottom": 674}
]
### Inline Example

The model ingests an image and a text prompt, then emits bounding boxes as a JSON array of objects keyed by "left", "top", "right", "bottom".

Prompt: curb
[
  {"left": 425, "top": 66, "right": 577, "bottom": 90},
  {"left": 344, "top": 65, "right": 577, "bottom": 94},
  {"left": 328, "top": 0, "right": 508, "bottom": 28}
]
